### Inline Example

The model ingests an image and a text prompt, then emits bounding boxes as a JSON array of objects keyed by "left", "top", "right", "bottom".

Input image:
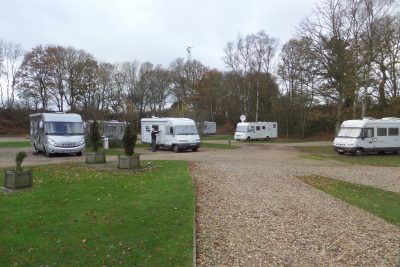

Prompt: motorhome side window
[
  {"left": 377, "top": 128, "right": 387, "bottom": 136},
  {"left": 256, "top": 126, "right": 261, "bottom": 131},
  {"left": 145, "top": 126, "right": 150, "bottom": 132},
  {"left": 262, "top": 126, "right": 265, "bottom": 130},
  {"left": 152, "top": 125, "right": 159, "bottom": 131},
  {"left": 366, "top": 128, "right": 374, "bottom": 138},
  {"left": 273, "top": 124, "right": 276, "bottom": 128},
  {"left": 388, "top": 128, "right": 399, "bottom": 136}
]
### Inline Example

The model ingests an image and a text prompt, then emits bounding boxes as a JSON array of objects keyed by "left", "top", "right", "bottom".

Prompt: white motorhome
[
  {"left": 85, "top": 120, "right": 125, "bottom": 140},
  {"left": 333, "top": 117, "right": 400, "bottom": 155},
  {"left": 203, "top": 121, "right": 217, "bottom": 135},
  {"left": 29, "top": 113, "right": 85, "bottom": 157},
  {"left": 141, "top": 117, "right": 201, "bottom": 152},
  {"left": 234, "top": 122, "right": 278, "bottom": 141}
]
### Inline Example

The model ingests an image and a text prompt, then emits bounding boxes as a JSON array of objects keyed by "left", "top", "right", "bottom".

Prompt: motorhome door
[{"left": 152, "top": 124, "right": 164, "bottom": 144}]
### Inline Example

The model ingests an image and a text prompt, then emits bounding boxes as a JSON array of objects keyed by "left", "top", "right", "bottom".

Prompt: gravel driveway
[{"left": 1, "top": 140, "right": 399, "bottom": 265}]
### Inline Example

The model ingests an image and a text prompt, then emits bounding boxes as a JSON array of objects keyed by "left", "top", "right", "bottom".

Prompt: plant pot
[
  {"left": 4, "top": 170, "right": 33, "bottom": 189},
  {"left": 85, "top": 151, "right": 106, "bottom": 164},
  {"left": 118, "top": 154, "right": 140, "bottom": 169}
]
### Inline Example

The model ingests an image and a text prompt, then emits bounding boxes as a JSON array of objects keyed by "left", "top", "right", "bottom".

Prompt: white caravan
[
  {"left": 30, "top": 113, "right": 85, "bottom": 157},
  {"left": 203, "top": 121, "right": 217, "bottom": 135},
  {"left": 141, "top": 117, "right": 201, "bottom": 152},
  {"left": 234, "top": 122, "right": 278, "bottom": 141},
  {"left": 333, "top": 117, "right": 400, "bottom": 155}
]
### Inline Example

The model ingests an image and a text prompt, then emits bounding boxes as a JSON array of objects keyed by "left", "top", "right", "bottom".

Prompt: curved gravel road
[{"left": 1, "top": 139, "right": 399, "bottom": 265}]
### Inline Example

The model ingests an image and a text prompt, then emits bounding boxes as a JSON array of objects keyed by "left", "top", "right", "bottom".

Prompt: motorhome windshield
[
  {"left": 337, "top": 127, "right": 361, "bottom": 138},
  {"left": 236, "top": 125, "right": 248, "bottom": 132},
  {"left": 45, "top": 122, "right": 84, "bottom": 135},
  {"left": 174, "top": 125, "right": 198, "bottom": 135}
]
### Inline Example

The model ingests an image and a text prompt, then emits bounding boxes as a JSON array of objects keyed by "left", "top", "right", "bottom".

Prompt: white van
[
  {"left": 30, "top": 113, "right": 85, "bottom": 157},
  {"left": 333, "top": 117, "right": 400, "bottom": 155},
  {"left": 203, "top": 121, "right": 217, "bottom": 135},
  {"left": 234, "top": 122, "right": 278, "bottom": 141},
  {"left": 141, "top": 117, "right": 201, "bottom": 152}
]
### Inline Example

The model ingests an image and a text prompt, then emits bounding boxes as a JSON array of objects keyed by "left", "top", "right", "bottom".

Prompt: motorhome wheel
[
  {"left": 246, "top": 136, "right": 250, "bottom": 141},
  {"left": 355, "top": 148, "right": 363, "bottom": 156},
  {"left": 192, "top": 147, "right": 198, "bottom": 152},
  {"left": 44, "top": 147, "right": 52, "bottom": 157},
  {"left": 173, "top": 145, "right": 179, "bottom": 153},
  {"left": 265, "top": 136, "right": 270, "bottom": 141},
  {"left": 76, "top": 152, "right": 82, "bottom": 156}
]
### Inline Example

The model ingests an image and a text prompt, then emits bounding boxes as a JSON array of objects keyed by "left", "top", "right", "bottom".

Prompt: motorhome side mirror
[{"left": 39, "top": 121, "right": 43, "bottom": 129}]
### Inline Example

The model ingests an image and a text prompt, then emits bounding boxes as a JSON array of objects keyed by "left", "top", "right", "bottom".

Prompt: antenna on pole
[{"left": 185, "top": 45, "right": 193, "bottom": 62}]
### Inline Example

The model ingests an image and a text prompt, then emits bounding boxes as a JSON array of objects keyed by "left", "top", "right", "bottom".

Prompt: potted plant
[
  {"left": 85, "top": 120, "right": 106, "bottom": 164},
  {"left": 118, "top": 122, "right": 140, "bottom": 169},
  {"left": 4, "top": 152, "right": 33, "bottom": 189}
]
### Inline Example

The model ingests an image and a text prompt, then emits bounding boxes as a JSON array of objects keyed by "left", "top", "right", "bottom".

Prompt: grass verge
[
  {"left": 0, "top": 141, "right": 31, "bottom": 148},
  {"left": 201, "top": 135, "right": 232, "bottom": 141},
  {"left": 0, "top": 161, "right": 194, "bottom": 266},
  {"left": 298, "top": 175, "right": 400, "bottom": 227},
  {"left": 201, "top": 142, "right": 239, "bottom": 149},
  {"left": 295, "top": 146, "right": 400, "bottom": 167}
]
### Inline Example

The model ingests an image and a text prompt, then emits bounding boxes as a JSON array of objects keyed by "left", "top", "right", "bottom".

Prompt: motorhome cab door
[
  {"left": 255, "top": 125, "right": 263, "bottom": 139},
  {"left": 359, "top": 127, "right": 375, "bottom": 150},
  {"left": 164, "top": 124, "right": 173, "bottom": 146}
]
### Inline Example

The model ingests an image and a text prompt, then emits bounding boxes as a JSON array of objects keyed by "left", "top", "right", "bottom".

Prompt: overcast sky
[{"left": 1, "top": 0, "right": 318, "bottom": 70}]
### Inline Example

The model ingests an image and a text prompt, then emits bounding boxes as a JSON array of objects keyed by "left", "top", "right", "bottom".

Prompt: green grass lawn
[
  {"left": 201, "top": 142, "right": 239, "bottom": 149},
  {"left": 0, "top": 161, "right": 194, "bottom": 266},
  {"left": 295, "top": 146, "right": 400, "bottom": 167},
  {"left": 201, "top": 135, "right": 232, "bottom": 141},
  {"left": 0, "top": 141, "right": 31, "bottom": 148},
  {"left": 298, "top": 175, "right": 400, "bottom": 227}
]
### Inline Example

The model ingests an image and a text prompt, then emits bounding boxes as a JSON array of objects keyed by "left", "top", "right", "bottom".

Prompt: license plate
[{"left": 337, "top": 149, "right": 344, "bottom": 152}]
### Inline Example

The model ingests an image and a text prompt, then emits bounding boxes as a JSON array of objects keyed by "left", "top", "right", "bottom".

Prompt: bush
[
  {"left": 15, "top": 151, "right": 27, "bottom": 171},
  {"left": 108, "top": 138, "right": 123, "bottom": 149},
  {"left": 122, "top": 123, "right": 137, "bottom": 156},
  {"left": 90, "top": 120, "right": 102, "bottom": 152}
]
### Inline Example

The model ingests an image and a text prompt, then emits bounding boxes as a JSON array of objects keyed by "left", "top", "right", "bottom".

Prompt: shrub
[
  {"left": 108, "top": 138, "right": 123, "bottom": 149},
  {"left": 122, "top": 123, "right": 137, "bottom": 156},
  {"left": 15, "top": 151, "right": 27, "bottom": 171},
  {"left": 90, "top": 120, "right": 102, "bottom": 152}
]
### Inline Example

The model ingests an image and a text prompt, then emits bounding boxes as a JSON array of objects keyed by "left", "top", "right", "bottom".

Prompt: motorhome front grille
[{"left": 57, "top": 142, "right": 79, "bottom": 148}]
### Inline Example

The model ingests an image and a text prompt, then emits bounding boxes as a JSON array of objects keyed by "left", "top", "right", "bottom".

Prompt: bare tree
[
  {"left": 17, "top": 45, "right": 52, "bottom": 110},
  {"left": 278, "top": 38, "right": 318, "bottom": 137},
  {"left": 0, "top": 40, "right": 23, "bottom": 109}
]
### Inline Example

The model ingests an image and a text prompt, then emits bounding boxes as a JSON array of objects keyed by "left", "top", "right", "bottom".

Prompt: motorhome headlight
[
  {"left": 80, "top": 138, "right": 85, "bottom": 145},
  {"left": 48, "top": 138, "right": 56, "bottom": 146},
  {"left": 196, "top": 139, "right": 201, "bottom": 142}
]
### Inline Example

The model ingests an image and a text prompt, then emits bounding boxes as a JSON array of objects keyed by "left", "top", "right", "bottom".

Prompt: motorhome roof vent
[
  {"left": 363, "top": 117, "right": 375, "bottom": 120},
  {"left": 381, "top": 117, "right": 400, "bottom": 120}
]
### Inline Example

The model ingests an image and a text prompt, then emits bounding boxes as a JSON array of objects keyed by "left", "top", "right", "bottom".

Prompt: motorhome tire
[
  {"left": 77, "top": 152, "right": 82, "bottom": 156},
  {"left": 265, "top": 136, "right": 270, "bottom": 141},
  {"left": 173, "top": 145, "right": 179, "bottom": 153},
  {"left": 355, "top": 148, "right": 363, "bottom": 156},
  {"left": 44, "top": 148, "right": 52, "bottom": 157},
  {"left": 247, "top": 136, "right": 251, "bottom": 141},
  {"left": 192, "top": 147, "right": 198, "bottom": 152}
]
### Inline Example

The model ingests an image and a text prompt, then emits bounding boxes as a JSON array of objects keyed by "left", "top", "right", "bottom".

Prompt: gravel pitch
[
  {"left": 1, "top": 139, "right": 399, "bottom": 265},
  {"left": 192, "top": 144, "right": 400, "bottom": 266}
]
